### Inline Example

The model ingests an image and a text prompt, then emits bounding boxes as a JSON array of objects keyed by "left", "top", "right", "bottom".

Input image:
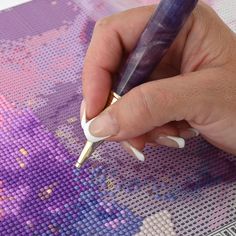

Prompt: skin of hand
[{"left": 81, "top": 2, "right": 236, "bottom": 158}]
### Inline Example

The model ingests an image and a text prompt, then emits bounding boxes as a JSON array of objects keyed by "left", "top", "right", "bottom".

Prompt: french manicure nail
[
  {"left": 179, "top": 128, "right": 199, "bottom": 139},
  {"left": 121, "top": 142, "right": 145, "bottom": 161},
  {"left": 80, "top": 100, "right": 86, "bottom": 128},
  {"left": 156, "top": 136, "right": 185, "bottom": 148},
  {"left": 83, "top": 111, "right": 118, "bottom": 142}
]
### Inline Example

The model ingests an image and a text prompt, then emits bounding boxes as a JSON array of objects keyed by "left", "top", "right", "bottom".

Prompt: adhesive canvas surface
[{"left": 0, "top": 0, "right": 236, "bottom": 236}]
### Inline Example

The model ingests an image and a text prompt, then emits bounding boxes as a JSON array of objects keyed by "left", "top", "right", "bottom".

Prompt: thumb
[{"left": 83, "top": 70, "right": 215, "bottom": 142}]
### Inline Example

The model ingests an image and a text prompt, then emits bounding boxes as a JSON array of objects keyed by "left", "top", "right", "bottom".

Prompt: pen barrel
[{"left": 113, "top": 0, "right": 198, "bottom": 96}]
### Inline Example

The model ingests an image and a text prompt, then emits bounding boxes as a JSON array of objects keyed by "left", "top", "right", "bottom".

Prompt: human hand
[{"left": 81, "top": 2, "right": 236, "bottom": 160}]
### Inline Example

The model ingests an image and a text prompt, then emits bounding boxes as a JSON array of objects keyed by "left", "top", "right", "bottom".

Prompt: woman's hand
[{"left": 81, "top": 2, "right": 236, "bottom": 159}]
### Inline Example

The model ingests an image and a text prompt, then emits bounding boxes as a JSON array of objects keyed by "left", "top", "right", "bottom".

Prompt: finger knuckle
[
  {"left": 95, "top": 17, "right": 113, "bottom": 30},
  {"left": 139, "top": 84, "right": 177, "bottom": 125},
  {"left": 136, "top": 86, "right": 156, "bottom": 123}
]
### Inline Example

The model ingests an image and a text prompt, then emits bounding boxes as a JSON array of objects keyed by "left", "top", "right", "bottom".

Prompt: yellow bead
[
  {"left": 46, "top": 188, "right": 52, "bottom": 194},
  {"left": 106, "top": 178, "right": 115, "bottom": 190},
  {"left": 19, "top": 148, "right": 28, "bottom": 156},
  {"left": 55, "top": 130, "right": 64, "bottom": 137},
  {"left": 16, "top": 158, "right": 26, "bottom": 169},
  {"left": 67, "top": 117, "right": 78, "bottom": 124},
  {"left": 19, "top": 162, "right": 25, "bottom": 169}
]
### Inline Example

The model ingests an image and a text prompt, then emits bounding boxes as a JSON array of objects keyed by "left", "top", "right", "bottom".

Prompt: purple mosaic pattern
[
  {"left": 0, "top": 96, "right": 143, "bottom": 235},
  {"left": 0, "top": 0, "right": 78, "bottom": 40},
  {"left": 0, "top": 0, "right": 236, "bottom": 235}
]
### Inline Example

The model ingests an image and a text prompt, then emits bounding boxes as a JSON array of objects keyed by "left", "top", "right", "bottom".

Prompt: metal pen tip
[
  {"left": 75, "top": 141, "right": 94, "bottom": 169},
  {"left": 75, "top": 162, "right": 82, "bottom": 169},
  {"left": 75, "top": 140, "right": 104, "bottom": 169}
]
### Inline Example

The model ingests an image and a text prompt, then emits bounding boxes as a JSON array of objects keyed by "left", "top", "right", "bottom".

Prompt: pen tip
[
  {"left": 75, "top": 141, "right": 95, "bottom": 169},
  {"left": 75, "top": 140, "right": 104, "bottom": 169},
  {"left": 75, "top": 162, "right": 82, "bottom": 169}
]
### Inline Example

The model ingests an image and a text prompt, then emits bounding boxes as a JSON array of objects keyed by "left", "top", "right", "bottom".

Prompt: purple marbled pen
[
  {"left": 114, "top": 0, "right": 198, "bottom": 95},
  {"left": 76, "top": 0, "right": 198, "bottom": 168}
]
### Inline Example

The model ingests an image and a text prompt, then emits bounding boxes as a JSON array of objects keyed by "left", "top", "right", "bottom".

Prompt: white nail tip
[
  {"left": 83, "top": 118, "right": 110, "bottom": 142},
  {"left": 166, "top": 136, "right": 185, "bottom": 148},
  {"left": 127, "top": 143, "right": 145, "bottom": 161},
  {"left": 188, "top": 128, "right": 199, "bottom": 136},
  {"left": 81, "top": 109, "right": 87, "bottom": 129}
]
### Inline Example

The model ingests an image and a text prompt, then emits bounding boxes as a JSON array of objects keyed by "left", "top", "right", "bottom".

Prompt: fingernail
[
  {"left": 179, "top": 128, "right": 199, "bottom": 139},
  {"left": 83, "top": 111, "right": 118, "bottom": 142},
  {"left": 121, "top": 142, "right": 145, "bottom": 161},
  {"left": 156, "top": 136, "right": 185, "bottom": 148},
  {"left": 80, "top": 100, "right": 86, "bottom": 128}
]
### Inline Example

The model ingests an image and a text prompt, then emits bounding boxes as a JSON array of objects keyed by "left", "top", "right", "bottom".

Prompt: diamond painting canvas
[{"left": 0, "top": 0, "right": 236, "bottom": 235}]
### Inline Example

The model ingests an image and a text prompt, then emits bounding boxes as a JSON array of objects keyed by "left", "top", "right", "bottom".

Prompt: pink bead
[
  {"left": 120, "top": 210, "right": 125, "bottom": 215},
  {"left": 121, "top": 220, "right": 126, "bottom": 224}
]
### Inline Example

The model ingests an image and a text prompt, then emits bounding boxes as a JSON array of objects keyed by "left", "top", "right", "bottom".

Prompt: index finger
[{"left": 82, "top": 5, "right": 156, "bottom": 119}]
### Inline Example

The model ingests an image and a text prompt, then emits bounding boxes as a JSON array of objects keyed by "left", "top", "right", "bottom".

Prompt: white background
[{"left": 0, "top": 0, "right": 32, "bottom": 11}]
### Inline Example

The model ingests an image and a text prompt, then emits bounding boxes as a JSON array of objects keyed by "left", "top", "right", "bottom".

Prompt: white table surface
[{"left": 0, "top": 0, "right": 32, "bottom": 11}]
